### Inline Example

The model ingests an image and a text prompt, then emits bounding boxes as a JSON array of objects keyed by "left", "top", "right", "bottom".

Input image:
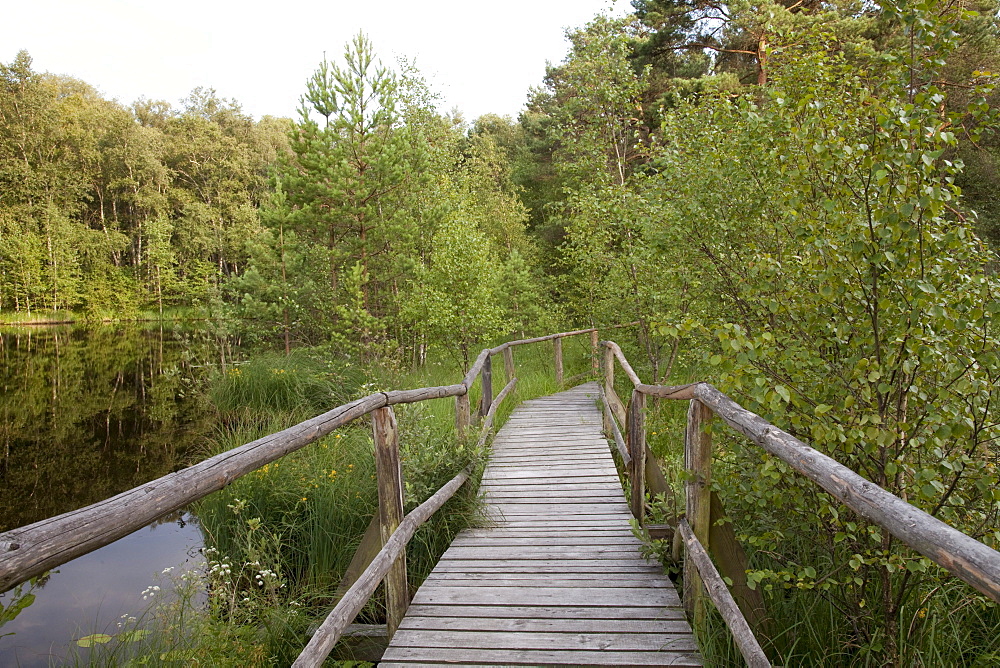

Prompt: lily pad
[{"left": 76, "top": 633, "right": 113, "bottom": 647}]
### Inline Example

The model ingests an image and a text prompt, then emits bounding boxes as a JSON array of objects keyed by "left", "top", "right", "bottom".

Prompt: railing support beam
[
  {"left": 627, "top": 390, "right": 646, "bottom": 522},
  {"left": 455, "top": 393, "right": 470, "bottom": 440},
  {"left": 479, "top": 356, "right": 493, "bottom": 418},
  {"left": 503, "top": 346, "right": 515, "bottom": 381},
  {"left": 684, "top": 398, "right": 713, "bottom": 629},
  {"left": 553, "top": 337, "right": 564, "bottom": 386},
  {"left": 372, "top": 406, "right": 407, "bottom": 638}
]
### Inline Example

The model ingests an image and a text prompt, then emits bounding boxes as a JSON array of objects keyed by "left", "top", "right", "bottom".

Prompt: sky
[{"left": 3, "top": 0, "right": 629, "bottom": 123}]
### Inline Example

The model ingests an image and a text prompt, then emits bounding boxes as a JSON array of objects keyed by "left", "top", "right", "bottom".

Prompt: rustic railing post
[
  {"left": 590, "top": 329, "right": 599, "bottom": 377},
  {"left": 503, "top": 346, "right": 515, "bottom": 381},
  {"left": 684, "top": 398, "right": 713, "bottom": 630},
  {"left": 602, "top": 344, "right": 615, "bottom": 434},
  {"left": 372, "top": 406, "right": 407, "bottom": 638},
  {"left": 553, "top": 337, "right": 564, "bottom": 386},
  {"left": 455, "top": 393, "right": 471, "bottom": 439},
  {"left": 479, "top": 356, "right": 493, "bottom": 418},
  {"left": 627, "top": 390, "right": 647, "bottom": 523}
]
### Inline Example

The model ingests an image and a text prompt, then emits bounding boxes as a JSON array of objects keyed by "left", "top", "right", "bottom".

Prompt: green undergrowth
[{"left": 626, "top": 359, "right": 1000, "bottom": 667}]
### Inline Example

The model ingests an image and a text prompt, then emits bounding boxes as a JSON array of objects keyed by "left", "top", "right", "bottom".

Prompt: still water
[{"left": 0, "top": 325, "right": 222, "bottom": 666}]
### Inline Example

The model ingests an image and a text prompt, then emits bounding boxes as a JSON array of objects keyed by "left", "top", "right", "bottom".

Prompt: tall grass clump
[{"left": 210, "top": 350, "right": 365, "bottom": 421}]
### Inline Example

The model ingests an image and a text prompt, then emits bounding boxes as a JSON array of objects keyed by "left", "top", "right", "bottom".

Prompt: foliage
[
  {"left": 407, "top": 217, "right": 508, "bottom": 371},
  {"left": 0, "top": 51, "right": 288, "bottom": 317},
  {"left": 639, "top": 5, "right": 1000, "bottom": 663}
]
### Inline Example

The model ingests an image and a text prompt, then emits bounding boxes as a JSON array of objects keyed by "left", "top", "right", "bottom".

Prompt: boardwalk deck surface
[{"left": 380, "top": 383, "right": 703, "bottom": 666}]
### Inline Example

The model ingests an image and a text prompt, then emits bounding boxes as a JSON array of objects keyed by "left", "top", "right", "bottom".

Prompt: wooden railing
[
  {"left": 0, "top": 326, "right": 609, "bottom": 667},
  {"left": 598, "top": 341, "right": 1000, "bottom": 667}
]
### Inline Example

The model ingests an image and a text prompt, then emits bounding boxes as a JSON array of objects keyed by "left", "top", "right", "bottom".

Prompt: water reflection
[
  {"left": 0, "top": 325, "right": 222, "bottom": 664},
  {"left": 0, "top": 512, "right": 205, "bottom": 667},
  {"left": 0, "top": 325, "right": 217, "bottom": 531}
]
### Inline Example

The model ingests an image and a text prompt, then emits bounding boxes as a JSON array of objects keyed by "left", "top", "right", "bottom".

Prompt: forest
[{"left": 3, "top": 0, "right": 1000, "bottom": 664}]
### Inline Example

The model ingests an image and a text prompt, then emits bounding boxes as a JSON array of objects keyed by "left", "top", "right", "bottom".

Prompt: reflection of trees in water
[{"left": 0, "top": 326, "right": 219, "bottom": 532}]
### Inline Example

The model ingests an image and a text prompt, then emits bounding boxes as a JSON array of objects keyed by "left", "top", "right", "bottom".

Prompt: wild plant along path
[{"left": 380, "top": 382, "right": 703, "bottom": 666}]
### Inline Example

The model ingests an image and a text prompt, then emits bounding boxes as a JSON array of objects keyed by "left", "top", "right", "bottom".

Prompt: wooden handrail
[
  {"left": 0, "top": 325, "right": 631, "bottom": 668},
  {"left": 692, "top": 382, "right": 1000, "bottom": 603},
  {"left": 597, "top": 339, "right": 1000, "bottom": 660},
  {"left": 0, "top": 392, "right": 391, "bottom": 592},
  {"left": 679, "top": 519, "right": 770, "bottom": 667}
]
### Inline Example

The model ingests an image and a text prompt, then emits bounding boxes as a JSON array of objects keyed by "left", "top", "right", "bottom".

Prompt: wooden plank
[
  {"left": 448, "top": 536, "right": 643, "bottom": 547},
  {"left": 387, "top": 629, "right": 699, "bottom": 651},
  {"left": 438, "top": 548, "right": 644, "bottom": 560},
  {"left": 380, "top": 647, "right": 702, "bottom": 666},
  {"left": 398, "top": 616, "right": 692, "bottom": 633},
  {"left": 457, "top": 528, "right": 637, "bottom": 538},
  {"left": 410, "top": 587, "right": 680, "bottom": 607},
  {"left": 430, "top": 559, "right": 663, "bottom": 571},
  {"left": 424, "top": 571, "right": 666, "bottom": 582},
  {"left": 401, "top": 604, "right": 687, "bottom": 619},
  {"left": 421, "top": 577, "right": 673, "bottom": 588}
]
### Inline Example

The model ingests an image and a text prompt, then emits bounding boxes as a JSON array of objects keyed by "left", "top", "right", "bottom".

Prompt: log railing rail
[
  {"left": 597, "top": 340, "right": 1000, "bottom": 667},
  {"left": 0, "top": 325, "right": 613, "bottom": 667}
]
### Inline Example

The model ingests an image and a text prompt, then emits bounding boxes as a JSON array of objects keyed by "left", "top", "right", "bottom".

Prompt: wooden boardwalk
[{"left": 380, "top": 383, "right": 703, "bottom": 666}]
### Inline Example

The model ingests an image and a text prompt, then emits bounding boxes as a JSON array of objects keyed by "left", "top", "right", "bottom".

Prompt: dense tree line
[{"left": 0, "top": 51, "right": 289, "bottom": 317}]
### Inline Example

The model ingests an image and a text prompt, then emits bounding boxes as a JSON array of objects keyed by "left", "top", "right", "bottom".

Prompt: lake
[{"left": 0, "top": 324, "right": 222, "bottom": 666}]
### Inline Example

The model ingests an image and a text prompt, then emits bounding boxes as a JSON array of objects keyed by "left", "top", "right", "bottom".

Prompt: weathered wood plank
[
  {"left": 380, "top": 647, "right": 703, "bottom": 666},
  {"left": 448, "top": 536, "right": 643, "bottom": 547},
  {"left": 398, "top": 616, "right": 691, "bottom": 633},
  {"left": 388, "top": 629, "right": 699, "bottom": 651},
  {"left": 401, "top": 604, "right": 687, "bottom": 619},
  {"left": 410, "top": 586, "right": 680, "bottom": 607}
]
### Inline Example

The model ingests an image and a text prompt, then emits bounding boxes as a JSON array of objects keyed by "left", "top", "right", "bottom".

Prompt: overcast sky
[{"left": 3, "top": 0, "right": 629, "bottom": 122}]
